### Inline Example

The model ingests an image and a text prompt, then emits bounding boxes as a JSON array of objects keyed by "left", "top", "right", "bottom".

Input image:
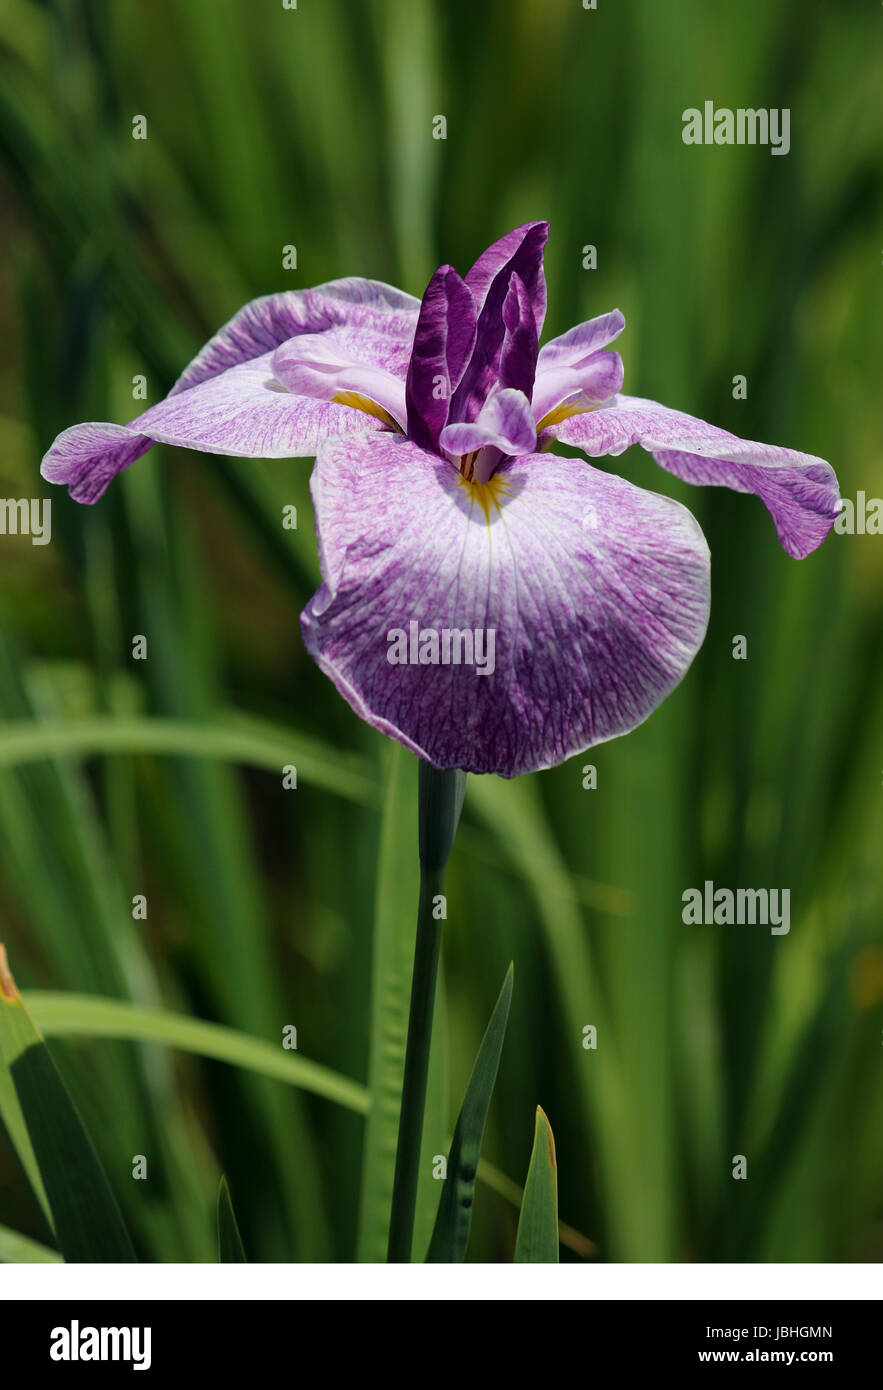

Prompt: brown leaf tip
[
  {"left": 536, "top": 1104, "right": 557, "bottom": 1170},
  {"left": 0, "top": 943, "right": 19, "bottom": 1001}
]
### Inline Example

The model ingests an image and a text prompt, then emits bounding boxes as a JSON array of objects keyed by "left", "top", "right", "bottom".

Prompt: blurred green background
[{"left": 0, "top": 0, "right": 880, "bottom": 1263}]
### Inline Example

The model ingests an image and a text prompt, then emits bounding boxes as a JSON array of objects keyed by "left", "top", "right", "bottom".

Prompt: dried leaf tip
[
  {"left": 0, "top": 943, "right": 18, "bottom": 1001},
  {"left": 536, "top": 1105, "right": 557, "bottom": 1170}
]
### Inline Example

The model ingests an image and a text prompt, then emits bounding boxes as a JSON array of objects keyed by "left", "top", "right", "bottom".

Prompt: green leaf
[
  {"left": 356, "top": 744, "right": 421, "bottom": 1259},
  {"left": 217, "top": 1177, "right": 247, "bottom": 1263},
  {"left": 25, "top": 991, "right": 369, "bottom": 1115},
  {"left": 0, "top": 1037, "right": 52, "bottom": 1230},
  {"left": 426, "top": 962, "right": 514, "bottom": 1263},
  {"left": 0, "top": 1222, "right": 62, "bottom": 1264},
  {"left": 0, "top": 946, "right": 135, "bottom": 1262},
  {"left": 514, "top": 1107, "right": 559, "bottom": 1264},
  {"left": 0, "top": 714, "right": 377, "bottom": 807},
  {"left": 356, "top": 744, "right": 449, "bottom": 1262}
]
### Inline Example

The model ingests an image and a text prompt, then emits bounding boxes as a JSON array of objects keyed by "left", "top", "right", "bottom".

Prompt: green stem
[{"left": 387, "top": 761, "right": 466, "bottom": 1263}]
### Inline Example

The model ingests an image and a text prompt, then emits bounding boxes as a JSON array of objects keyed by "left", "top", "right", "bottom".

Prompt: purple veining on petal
[
  {"left": 301, "top": 430, "right": 711, "bottom": 777},
  {"left": 40, "top": 280, "right": 419, "bottom": 502},
  {"left": 439, "top": 388, "right": 536, "bottom": 461},
  {"left": 125, "top": 352, "right": 388, "bottom": 459},
  {"left": 536, "top": 309, "right": 625, "bottom": 370},
  {"left": 171, "top": 279, "right": 419, "bottom": 395},
  {"left": 405, "top": 265, "right": 477, "bottom": 451},
  {"left": 40, "top": 424, "right": 154, "bottom": 505},
  {"left": 531, "top": 308, "right": 626, "bottom": 419},
  {"left": 550, "top": 394, "right": 840, "bottom": 558},
  {"left": 531, "top": 351, "right": 624, "bottom": 423}
]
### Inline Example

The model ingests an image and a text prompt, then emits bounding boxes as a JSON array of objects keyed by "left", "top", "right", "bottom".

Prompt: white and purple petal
[
  {"left": 171, "top": 278, "right": 419, "bottom": 394},
  {"left": 536, "top": 309, "right": 625, "bottom": 370},
  {"left": 121, "top": 350, "right": 391, "bottom": 458},
  {"left": 272, "top": 329, "right": 409, "bottom": 428},
  {"left": 439, "top": 388, "right": 536, "bottom": 460},
  {"left": 550, "top": 394, "right": 840, "bottom": 559},
  {"left": 41, "top": 278, "right": 418, "bottom": 503},
  {"left": 301, "top": 432, "right": 710, "bottom": 777},
  {"left": 531, "top": 352, "right": 624, "bottom": 424},
  {"left": 40, "top": 424, "right": 154, "bottom": 506}
]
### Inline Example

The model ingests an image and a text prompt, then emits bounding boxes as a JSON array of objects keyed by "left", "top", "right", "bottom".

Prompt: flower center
[{"left": 457, "top": 472, "right": 510, "bottom": 521}]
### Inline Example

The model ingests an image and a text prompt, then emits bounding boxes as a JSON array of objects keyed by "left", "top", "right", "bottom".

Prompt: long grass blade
[
  {"left": 25, "top": 991, "right": 369, "bottom": 1115},
  {"left": 217, "top": 1177, "right": 247, "bottom": 1263}
]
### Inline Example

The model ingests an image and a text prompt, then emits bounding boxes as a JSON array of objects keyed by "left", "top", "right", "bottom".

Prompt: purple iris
[{"left": 42, "top": 222, "right": 839, "bottom": 777}]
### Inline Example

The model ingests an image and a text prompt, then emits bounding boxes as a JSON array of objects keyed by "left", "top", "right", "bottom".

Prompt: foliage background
[{"left": 0, "top": 0, "right": 880, "bottom": 1262}]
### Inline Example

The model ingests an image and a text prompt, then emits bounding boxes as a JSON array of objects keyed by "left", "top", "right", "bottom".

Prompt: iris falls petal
[
  {"left": 40, "top": 279, "right": 418, "bottom": 502},
  {"left": 550, "top": 394, "right": 840, "bottom": 558},
  {"left": 301, "top": 432, "right": 711, "bottom": 777}
]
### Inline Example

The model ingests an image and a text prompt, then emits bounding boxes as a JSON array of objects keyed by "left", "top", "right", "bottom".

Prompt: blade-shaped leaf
[
  {"left": 26, "top": 990, "right": 369, "bottom": 1115},
  {"left": 0, "top": 946, "right": 135, "bottom": 1263},
  {"left": 0, "top": 1222, "right": 61, "bottom": 1264},
  {"left": 0, "top": 1042, "right": 52, "bottom": 1230},
  {"left": 217, "top": 1177, "right": 247, "bottom": 1263},
  {"left": 426, "top": 962, "right": 513, "bottom": 1263},
  {"left": 357, "top": 744, "right": 449, "bottom": 1261},
  {"left": 514, "top": 1106, "right": 559, "bottom": 1263}
]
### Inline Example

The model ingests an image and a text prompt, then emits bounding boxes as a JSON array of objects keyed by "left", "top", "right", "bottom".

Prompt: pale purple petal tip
[{"left": 40, "top": 423, "right": 152, "bottom": 504}]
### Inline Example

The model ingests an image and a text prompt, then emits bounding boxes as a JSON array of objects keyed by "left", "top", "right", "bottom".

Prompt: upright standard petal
[
  {"left": 532, "top": 308, "right": 625, "bottom": 421},
  {"left": 405, "top": 266, "right": 477, "bottom": 451},
  {"left": 41, "top": 278, "right": 418, "bottom": 503},
  {"left": 301, "top": 433, "right": 710, "bottom": 777},
  {"left": 497, "top": 274, "right": 540, "bottom": 400},
  {"left": 535, "top": 309, "right": 625, "bottom": 369},
  {"left": 550, "top": 394, "right": 840, "bottom": 558},
  {"left": 452, "top": 223, "right": 549, "bottom": 424},
  {"left": 463, "top": 222, "right": 549, "bottom": 335}
]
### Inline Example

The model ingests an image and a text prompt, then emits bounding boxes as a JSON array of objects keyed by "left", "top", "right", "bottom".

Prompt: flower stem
[{"left": 386, "top": 761, "right": 466, "bottom": 1263}]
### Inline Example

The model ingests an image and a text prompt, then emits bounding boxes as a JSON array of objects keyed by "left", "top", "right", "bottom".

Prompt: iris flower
[{"left": 42, "top": 222, "right": 839, "bottom": 777}]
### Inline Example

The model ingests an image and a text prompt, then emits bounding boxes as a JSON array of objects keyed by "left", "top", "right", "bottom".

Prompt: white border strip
[{"left": 1, "top": 1263, "right": 879, "bottom": 1301}]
